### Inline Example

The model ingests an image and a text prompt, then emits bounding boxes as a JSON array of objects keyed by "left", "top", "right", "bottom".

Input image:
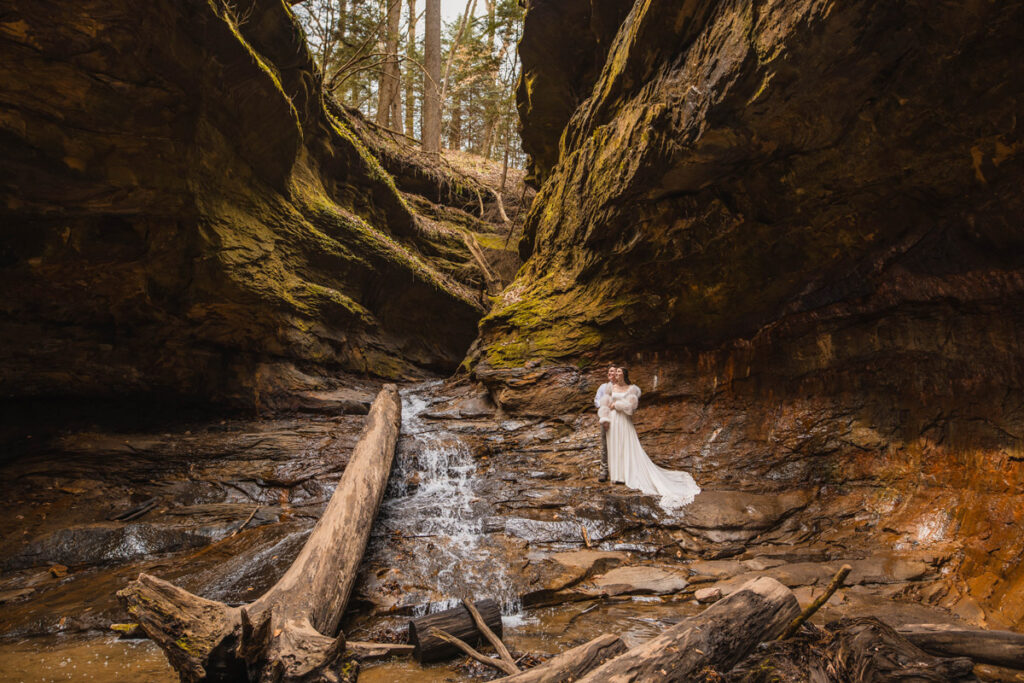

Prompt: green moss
[
  {"left": 218, "top": 7, "right": 300, "bottom": 127},
  {"left": 472, "top": 232, "right": 511, "bottom": 251},
  {"left": 289, "top": 175, "right": 482, "bottom": 315},
  {"left": 481, "top": 321, "right": 605, "bottom": 368},
  {"left": 175, "top": 635, "right": 201, "bottom": 654},
  {"left": 295, "top": 281, "right": 373, "bottom": 322},
  {"left": 324, "top": 111, "right": 408, "bottom": 210}
]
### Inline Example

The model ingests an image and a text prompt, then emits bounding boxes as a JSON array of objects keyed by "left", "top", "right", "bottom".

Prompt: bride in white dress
[{"left": 598, "top": 367, "right": 701, "bottom": 511}]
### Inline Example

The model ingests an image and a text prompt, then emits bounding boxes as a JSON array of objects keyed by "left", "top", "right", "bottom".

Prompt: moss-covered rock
[
  {"left": 486, "top": 0, "right": 1024, "bottom": 373},
  {"left": 0, "top": 0, "right": 509, "bottom": 406}
]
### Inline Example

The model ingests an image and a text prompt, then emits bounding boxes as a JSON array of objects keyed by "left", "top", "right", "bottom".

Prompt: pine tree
[{"left": 376, "top": 0, "right": 403, "bottom": 131}]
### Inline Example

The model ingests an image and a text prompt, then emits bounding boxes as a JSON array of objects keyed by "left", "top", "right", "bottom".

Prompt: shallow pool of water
[{"left": 0, "top": 634, "right": 175, "bottom": 683}]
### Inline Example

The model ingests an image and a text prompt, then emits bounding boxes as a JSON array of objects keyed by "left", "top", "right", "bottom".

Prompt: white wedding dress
[{"left": 599, "top": 385, "right": 700, "bottom": 511}]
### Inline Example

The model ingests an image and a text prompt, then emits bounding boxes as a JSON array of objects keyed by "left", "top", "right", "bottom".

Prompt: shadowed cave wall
[{"left": 0, "top": 0, "right": 501, "bottom": 409}]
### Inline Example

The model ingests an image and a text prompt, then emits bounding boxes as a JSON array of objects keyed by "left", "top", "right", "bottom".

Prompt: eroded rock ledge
[
  {"left": 0, "top": 0, "right": 516, "bottom": 407},
  {"left": 470, "top": 0, "right": 1024, "bottom": 628}
]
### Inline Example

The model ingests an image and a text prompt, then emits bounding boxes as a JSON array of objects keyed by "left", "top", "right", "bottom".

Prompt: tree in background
[
  {"left": 292, "top": 0, "right": 523, "bottom": 167},
  {"left": 376, "top": 0, "right": 403, "bottom": 131},
  {"left": 422, "top": 0, "right": 442, "bottom": 153},
  {"left": 439, "top": 0, "right": 523, "bottom": 171},
  {"left": 294, "top": 0, "right": 378, "bottom": 109},
  {"left": 404, "top": 0, "right": 418, "bottom": 138}
]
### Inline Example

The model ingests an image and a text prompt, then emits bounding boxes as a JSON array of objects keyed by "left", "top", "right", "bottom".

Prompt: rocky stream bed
[{"left": 1, "top": 380, "right": 1020, "bottom": 682}]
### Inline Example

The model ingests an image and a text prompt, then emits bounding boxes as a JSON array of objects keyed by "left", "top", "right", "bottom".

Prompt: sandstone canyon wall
[
  {"left": 471, "top": 0, "right": 1024, "bottom": 628},
  {"left": 0, "top": 0, "right": 514, "bottom": 408}
]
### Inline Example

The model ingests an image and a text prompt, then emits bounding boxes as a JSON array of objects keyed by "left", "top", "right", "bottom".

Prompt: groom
[{"left": 594, "top": 365, "right": 616, "bottom": 482}]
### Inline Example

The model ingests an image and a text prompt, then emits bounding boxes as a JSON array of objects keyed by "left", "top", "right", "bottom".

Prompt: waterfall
[{"left": 369, "top": 382, "right": 521, "bottom": 619}]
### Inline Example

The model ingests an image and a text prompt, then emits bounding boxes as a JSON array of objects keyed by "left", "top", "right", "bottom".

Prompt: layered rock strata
[
  {"left": 0, "top": 0, "right": 515, "bottom": 407},
  {"left": 473, "top": 0, "right": 1024, "bottom": 628}
]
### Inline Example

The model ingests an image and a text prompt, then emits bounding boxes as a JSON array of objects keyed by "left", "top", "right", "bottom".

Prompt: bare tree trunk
[
  {"left": 486, "top": 0, "right": 495, "bottom": 51},
  {"left": 388, "top": 0, "right": 403, "bottom": 133},
  {"left": 482, "top": 110, "right": 497, "bottom": 159},
  {"left": 118, "top": 386, "right": 402, "bottom": 682},
  {"left": 897, "top": 623, "right": 1024, "bottom": 669},
  {"left": 449, "top": 91, "right": 462, "bottom": 151},
  {"left": 390, "top": 74, "right": 403, "bottom": 133},
  {"left": 499, "top": 64, "right": 518, "bottom": 193},
  {"left": 376, "top": 0, "right": 402, "bottom": 130},
  {"left": 404, "top": 0, "right": 416, "bottom": 137},
  {"left": 499, "top": 131, "right": 510, "bottom": 191},
  {"left": 339, "top": 0, "right": 347, "bottom": 45},
  {"left": 480, "top": 0, "right": 497, "bottom": 157},
  {"left": 422, "top": 0, "right": 441, "bottom": 153},
  {"left": 408, "top": 599, "right": 503, "bottom": 663}
]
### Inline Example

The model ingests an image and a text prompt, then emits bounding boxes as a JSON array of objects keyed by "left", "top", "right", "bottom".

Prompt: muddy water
[{"left": 0, "top": 634, "right": 174, "bottom": 682}]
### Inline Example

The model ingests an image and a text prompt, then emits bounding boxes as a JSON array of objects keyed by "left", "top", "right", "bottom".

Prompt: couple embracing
[{"left": 594, "top": 365, "right": 700, "bottom": 511}]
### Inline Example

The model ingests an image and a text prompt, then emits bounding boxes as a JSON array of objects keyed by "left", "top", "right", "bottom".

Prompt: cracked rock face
[
  {"left": 0, "top": 0, "right": 493, "bottom": 406},
  {"left": 471, "top": 0, "right": 1024, "bottom": 628}
]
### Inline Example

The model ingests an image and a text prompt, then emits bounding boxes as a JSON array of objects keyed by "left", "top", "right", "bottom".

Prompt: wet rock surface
[{"left": 0, "top": 380, "right": 1017, "bottom": 681}]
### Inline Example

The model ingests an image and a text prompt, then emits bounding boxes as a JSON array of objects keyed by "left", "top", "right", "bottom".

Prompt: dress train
[{"left": 600, "top": 386, "right": 700, "bottom": 511}]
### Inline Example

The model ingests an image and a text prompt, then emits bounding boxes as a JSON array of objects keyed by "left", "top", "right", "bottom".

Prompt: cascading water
[{"left": 367, "top": 382, "right": 521, "bottom": 619}]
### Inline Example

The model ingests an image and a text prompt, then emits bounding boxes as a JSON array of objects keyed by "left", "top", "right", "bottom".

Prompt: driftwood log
[
  {"left": 408, "top": 598, "right": 503, "bottom": 662},
  {"left": 576, "top": 576, "right": 800, "bottom": 682},
  {"left": 500, "top": 634, "right": 626, "bottom": 683},
  {"left": 778, "top": 563, "right": 850, "bottom": 640},
  {"left": 897, "top": 623, "right": 1024, "bottom": 669},
  {"left": 117, "top": 385, "right": 402, "bottom": 682}
]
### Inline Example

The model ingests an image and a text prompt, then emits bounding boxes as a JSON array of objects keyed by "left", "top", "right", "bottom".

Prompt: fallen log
[
  {"left": 777, "top": 563, "right": 850, "bottom": 639},
  {"left": 408, "top": 598, "right": 503, "bottom": 663},
  {"left": 575, "top": 576, "right": 800, "bottom": 682},
  {"left": 117, "top": 385, "right": 402, "bottom": 683},
  {"left": 500, "top": 634, "right": 626, "bottom": 683},
  {"left": 897, "top": 623, "right": 1024, "bottom": 670}
]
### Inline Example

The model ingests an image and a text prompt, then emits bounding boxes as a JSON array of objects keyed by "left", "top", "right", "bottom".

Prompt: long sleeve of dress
[
  {"left": 612, "top": 385, "right": 641, "bottom": 416},
  {"left": 598, "top": 392, "right": 613, "bottom": 424}
]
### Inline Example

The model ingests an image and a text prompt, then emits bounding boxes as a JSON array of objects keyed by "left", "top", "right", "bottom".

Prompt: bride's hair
[{"left": 619, "top": 366, "right": 631, "bottom": 385}]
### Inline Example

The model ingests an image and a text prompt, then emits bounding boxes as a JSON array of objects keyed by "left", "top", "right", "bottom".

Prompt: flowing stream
[{"left": 365, "top": 383, "right": 521, "bottom": 619}]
